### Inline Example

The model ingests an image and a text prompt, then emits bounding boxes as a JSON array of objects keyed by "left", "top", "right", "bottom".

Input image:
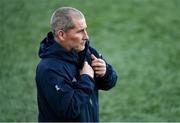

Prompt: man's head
[{"left": 50, "top": 7, "right": 89, "bottom": 52}]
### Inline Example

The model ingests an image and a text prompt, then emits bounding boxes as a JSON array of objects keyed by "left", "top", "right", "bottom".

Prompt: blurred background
[{"left": 0, "top": 0, "right": 180, "bottom": 121}]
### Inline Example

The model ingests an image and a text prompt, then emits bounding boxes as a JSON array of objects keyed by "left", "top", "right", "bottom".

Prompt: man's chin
[
  {"left": 75, "top": 46, "right": 85, "bottom": 53},
  {"left": 79, "top": 47, "right": 85, "bottom": 52}
]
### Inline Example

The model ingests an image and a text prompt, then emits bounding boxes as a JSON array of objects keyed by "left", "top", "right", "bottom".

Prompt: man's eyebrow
[{"left": 77, "top": 28, "right": 85, "bottom": 33}]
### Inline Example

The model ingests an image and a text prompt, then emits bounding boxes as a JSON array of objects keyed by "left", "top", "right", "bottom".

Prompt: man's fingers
[
  {"left": 92, "top": 64, "right": 105, "bottom": 69},
  {"left": 95, "top": 71, "right": 105, "bottom": 75},
  {"left": 81, "top": 61, "right": 94, "bottom": 78},
  {"left": 94, "top": 70, "right": 106, "bottom": 77},
  {"left": 92, "top": 66, "right": 106, "bottom": 71},
  {"left": 92, "top": 62, "right": 106, "bottom": 67},
  {"left": 90, "top": 55, "right": 106, "bottom": 77},
  {"left": 92, "top": 58, "right": 105, "bottom": 65}
]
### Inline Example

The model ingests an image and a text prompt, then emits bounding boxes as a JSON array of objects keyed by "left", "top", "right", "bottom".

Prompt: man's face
[{"left": 64, "top": 18, "right": 89, "bottom": 52}]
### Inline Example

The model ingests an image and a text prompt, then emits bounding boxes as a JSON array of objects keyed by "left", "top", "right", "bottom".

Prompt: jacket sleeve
[
  {"left": 37, "top": 67, "right": 95, "bottom": 120},
  {"left": 88, "top": 47, "right": 118, "bottom": 90},
  {"left": 95, "top": 63, "right": 118, "bottom": 90}
]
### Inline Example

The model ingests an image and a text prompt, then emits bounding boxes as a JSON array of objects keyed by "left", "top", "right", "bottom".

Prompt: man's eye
[
  {"left": 80, "top": 29, "right": 84, "bottom": 32},
  {"left": 77, "top": 30, "right": 83, "bottom": 33}
]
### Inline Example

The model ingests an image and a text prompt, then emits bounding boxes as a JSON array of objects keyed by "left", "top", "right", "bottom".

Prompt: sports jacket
[{"left": 35, "top": 32, "right": 117, "bottom": 122}]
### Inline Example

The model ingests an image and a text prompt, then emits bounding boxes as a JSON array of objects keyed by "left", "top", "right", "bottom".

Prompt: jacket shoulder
[{"left": 37, "top": 58, "right": 65, "bottom": 72}]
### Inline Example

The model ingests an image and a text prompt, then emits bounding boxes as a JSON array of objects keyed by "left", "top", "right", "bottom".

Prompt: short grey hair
[{"left": 50, "top": 7, "right": 85, "bottom": 35}]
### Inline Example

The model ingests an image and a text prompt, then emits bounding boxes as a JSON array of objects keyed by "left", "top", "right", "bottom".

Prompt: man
[{"left": 35, "top": 7, "right": 118, "bottom": 122}]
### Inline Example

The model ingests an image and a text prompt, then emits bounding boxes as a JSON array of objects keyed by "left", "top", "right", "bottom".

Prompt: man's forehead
[{"left": 74, "top": 19, "right": 87, "bottom": 29}]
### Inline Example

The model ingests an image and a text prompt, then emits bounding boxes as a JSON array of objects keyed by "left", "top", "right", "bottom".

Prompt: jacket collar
[{"left": 38, "top": 32, "right": 79, "bottom": 64}]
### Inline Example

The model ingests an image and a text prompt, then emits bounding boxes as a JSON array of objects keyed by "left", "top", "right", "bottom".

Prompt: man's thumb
[
  {"left": 84, "top": 61, "right": 88, "bottom": 64},
  {"left": 83, "top": 61, "right": 89, "bottom": 66},
  {"left": 91, "top": 54, "right": 97, "bottom": 60}
]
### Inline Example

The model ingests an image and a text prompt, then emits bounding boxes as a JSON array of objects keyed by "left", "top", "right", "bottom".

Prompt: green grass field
[{"left": 1, "top": 0, "right": 180, "bottom": 121}]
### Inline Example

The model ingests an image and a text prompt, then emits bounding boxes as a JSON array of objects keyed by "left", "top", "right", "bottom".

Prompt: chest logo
[
  {"left": 55, "top": 85, "right": 60, "bottom": 91},
  {"left": 72, "top": 77, "right": 77, "bottom": 83}
]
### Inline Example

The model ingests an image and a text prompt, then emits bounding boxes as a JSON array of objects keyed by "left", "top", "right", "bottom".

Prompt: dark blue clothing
[{"left": 35, "top": 32, "right": 118, "bottom": 122}]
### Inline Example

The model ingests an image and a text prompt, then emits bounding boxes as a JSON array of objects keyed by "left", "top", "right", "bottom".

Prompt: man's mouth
[{"left": 81, "top": 41, "right": 86, "bottom": 45}]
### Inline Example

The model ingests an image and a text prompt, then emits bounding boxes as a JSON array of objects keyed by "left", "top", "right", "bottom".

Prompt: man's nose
[{"left": 83, "top": 30, "right": 89, "bottom": 40}]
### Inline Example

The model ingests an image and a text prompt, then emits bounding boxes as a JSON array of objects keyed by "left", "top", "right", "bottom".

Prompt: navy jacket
[{"left": 35, "top": 32, "right": 117, "bottom": 122}]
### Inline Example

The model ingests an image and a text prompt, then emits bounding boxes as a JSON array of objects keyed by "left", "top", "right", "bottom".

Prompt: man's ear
[{"left": 57, "top": 30, "right": 66, "bottom": 41}]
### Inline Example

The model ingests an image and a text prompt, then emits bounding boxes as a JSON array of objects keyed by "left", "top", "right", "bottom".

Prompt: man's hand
[
  {"left": 80, "top": 61, "right": 94, "bottom": 78},
  {"left": 91, "top": 54, "right": 106, "bottom": 77}
]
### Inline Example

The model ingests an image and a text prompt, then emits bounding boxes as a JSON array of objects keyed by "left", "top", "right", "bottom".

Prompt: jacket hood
[{"left": 38, "top": 32, "right": 89, "bottom": 67}]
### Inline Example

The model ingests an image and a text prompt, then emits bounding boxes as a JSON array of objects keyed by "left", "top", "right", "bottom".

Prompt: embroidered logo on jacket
[
  {"left": 72, "top": 77, "right": 77, "bottom": 83},
  {"left": 55, "top": 85, "right": 60, "bottom": 91}
]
